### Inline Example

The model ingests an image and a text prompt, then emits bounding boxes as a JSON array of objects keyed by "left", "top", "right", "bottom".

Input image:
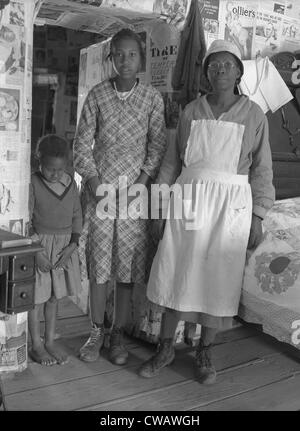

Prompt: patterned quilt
[{"left": 239, "top": 197, "right": 300, "bottom": 350}]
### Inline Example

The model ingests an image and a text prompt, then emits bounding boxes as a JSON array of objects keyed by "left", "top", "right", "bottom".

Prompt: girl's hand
[
  {"left": 54, "top": 243, "right": 77, "bottom": 269},
  {"left": 247, "top": 214, "right": 263, "bottom": 249},
  {"left": 36, "top": 252, "right": 53, "bottom": 273}
]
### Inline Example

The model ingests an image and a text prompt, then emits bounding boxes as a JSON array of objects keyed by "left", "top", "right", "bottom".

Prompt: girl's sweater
[{"left": 29, "top": 172, "right": 82, "bottom": 243}]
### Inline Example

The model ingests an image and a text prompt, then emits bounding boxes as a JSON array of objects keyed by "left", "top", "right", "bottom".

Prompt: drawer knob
[
  {"left": 21, "top": 265, "right": 27, "bottom": 271},
  {"left": 20, "top": 292, "right": 27, "bottom": 299}
]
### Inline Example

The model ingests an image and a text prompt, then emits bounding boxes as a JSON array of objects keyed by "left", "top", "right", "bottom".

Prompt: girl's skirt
[{"left": 35, "top": 233, "right": 82, "bottom": 304}]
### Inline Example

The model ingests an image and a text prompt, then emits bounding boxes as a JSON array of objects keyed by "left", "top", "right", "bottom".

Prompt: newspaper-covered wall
[
  {"left": 202, "top": 0, "right": 300, "bottom": 59},
  {"left": 36, "top": 0, "right": 191, "bottom": 34},
  {"left": 0, "top": 0, "right": 37, "bottom": 374},
  {"left": 0, "top": 0, "right": 36, "bottom": 236}
]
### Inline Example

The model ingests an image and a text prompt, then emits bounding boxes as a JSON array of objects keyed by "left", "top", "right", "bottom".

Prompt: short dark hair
[
  {"left": 110, "top": 28, "right": 145, "bottom": 65},
  {"left": 36, "top": 134, "right": 69, "bottom": 161}
]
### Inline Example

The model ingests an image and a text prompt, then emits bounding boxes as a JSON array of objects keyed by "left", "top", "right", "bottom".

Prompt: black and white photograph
[{"left": 1, "top": 0, "right": 300, "bottom": 416}]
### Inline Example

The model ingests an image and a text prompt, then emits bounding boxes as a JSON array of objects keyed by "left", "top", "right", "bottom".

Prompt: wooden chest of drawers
[{"left": 0, "top": 242, "right": 43, "bottom": 314}]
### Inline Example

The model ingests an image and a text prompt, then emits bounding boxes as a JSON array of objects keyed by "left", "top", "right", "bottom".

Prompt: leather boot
[
  {"left": 138, "top": 338, "right": 175, "bottom": 378},
  {"left": 79, "top": 323, "right": 105, "bottom": 362},
  {"left": 109, "top": 325, "right": 129, "bottom": 365},
  {"left": 195, "top": 338, "right": 217, "bottom": 385}
]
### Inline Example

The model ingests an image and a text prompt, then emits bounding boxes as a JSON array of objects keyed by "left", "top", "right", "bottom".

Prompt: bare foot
[
  {"left": 45, "top": 341, "right": 69, "bottom": 365},
  {"left": 29, "top": 345, "right": 57, "bottom": 366}
]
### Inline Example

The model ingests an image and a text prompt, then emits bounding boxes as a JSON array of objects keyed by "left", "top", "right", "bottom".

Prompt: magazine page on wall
[{"left": 218, "top": 1, "right": 258, "bottom": 60}]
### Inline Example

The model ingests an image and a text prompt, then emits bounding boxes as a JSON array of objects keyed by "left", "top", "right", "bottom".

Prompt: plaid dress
[{"left": 74, "top": 79, "right": 166, "bottom": 284}]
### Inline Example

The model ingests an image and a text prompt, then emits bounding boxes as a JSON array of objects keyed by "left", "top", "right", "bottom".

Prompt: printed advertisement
[
  {"left": 0, "top": 86, "right": 20, "bottom": 132},
  {"left": 253, "top": 8, "right": 282, "bottom": 57},
  {"left": 0, "top": 21, "right": 26, "bottom": 86},
  {"left": 77, "top": 38, "right": 112, "bottom": 121},
  {"left": 153, "top": 0, "right": 191, "bottom": 30},
  {"left": 202, "top": 0, "right": 221, "bottom": 48},
  {"left": 147, "top": 21, "right": 180, "bottom": 92},
  {"left": 257, "top": 0, "right": 285, "bottom": 14},
  {"left": 281, "top": 16, "right": 300, "bottom": 52},
  {"left": 86, "top": 37, "right": 112, "bottom": 89},
  {"left": 218, "top": 0, "right": 258, "bottom": 59}
]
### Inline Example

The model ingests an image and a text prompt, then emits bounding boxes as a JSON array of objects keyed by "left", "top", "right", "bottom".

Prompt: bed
[
  {"left": 239, "top": 152, "right": 300, "bottom": 350},
  {"left": 238, "top": 48, "right": 300, "bottom": 348}
]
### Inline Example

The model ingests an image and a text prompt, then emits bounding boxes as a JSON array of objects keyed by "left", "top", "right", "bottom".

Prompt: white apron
[{"left": 147, "top": 118, "right": 253, "bottom": 317}]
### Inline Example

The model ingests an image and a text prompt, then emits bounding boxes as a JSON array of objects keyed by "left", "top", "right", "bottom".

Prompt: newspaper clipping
[
  {"left": 281, "top": 15, "right": 300, "bottom": 52},
  {"left": 202, "top": 0, "right": 221, "bottom": 49},
  {"left": 218, "top": 1, "right": 258, "bottom": 60},
  {"left": 253, "top": 6, "right": 282, "bottom": 57},
  {"left": 147, "top": 21, "right": 180, "bottom": 91},
  {"left": 153, "top": 0, "right": 191, "bottom": 30},
  {"left": 77, "top": 38, "right": 112, "bottom": 120},
  {"left": 217, "top": 0, "right": 300, "bottom": 58}
]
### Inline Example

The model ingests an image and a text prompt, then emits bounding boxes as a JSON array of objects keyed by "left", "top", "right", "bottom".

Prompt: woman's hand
[
  {"left": 116, "top": 171, "right": 151, "bottom": 217},
  {"left": 54, "top": 243, "right": 77, "bottom": 270},
  {"left": 151, "top": 219, "right": 166, "bottom": 242},
  {"left": 88, "top": 176, "right": 104, "bottom": 203},
  {"left": 36, "top": 252, "right": 52, "bottom": 272},
  {"left": 247, "top": 214, "right": 263, "bottom": 249}
]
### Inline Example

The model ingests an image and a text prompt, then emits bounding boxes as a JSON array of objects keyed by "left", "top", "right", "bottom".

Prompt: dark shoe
[
  {"left": 195, "top": 339, "right": 217, "bottom": 385},
  {"left": 79, "top": 323, "right": 105, "bottom": 362},
  {"left": 109, "top": 326, "right": 128, "bottom": 365},
  {"left": 138, "top": 338, "right": 175, "bottom": 378}
]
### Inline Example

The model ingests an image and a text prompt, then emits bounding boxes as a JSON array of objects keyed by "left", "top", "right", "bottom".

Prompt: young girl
[
  {"left": 74, "top": 29, "right": 166, "bottom": 365},
  {"left": 29, "top": 134, "right": 82, "bottom": 366},
  {"left": 139, "top": 39, "right": 275, "bottom": 384}
]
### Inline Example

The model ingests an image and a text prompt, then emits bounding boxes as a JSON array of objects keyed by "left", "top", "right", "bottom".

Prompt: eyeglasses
[{"left": 207, "top": 61, "right": 236, "bottom": 72}]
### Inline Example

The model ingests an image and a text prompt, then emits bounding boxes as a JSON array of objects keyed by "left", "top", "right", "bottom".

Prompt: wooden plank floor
[{"left": 1, "top": 320, "right": 300, "bottom": 411}]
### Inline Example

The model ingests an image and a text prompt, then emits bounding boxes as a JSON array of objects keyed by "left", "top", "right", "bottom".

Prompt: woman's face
[
  {"left": 112, "top": 37, "right": 141, "bottom": 80},
  {"left": 207, "top": 51, "right": 241, "bottom": 93}
]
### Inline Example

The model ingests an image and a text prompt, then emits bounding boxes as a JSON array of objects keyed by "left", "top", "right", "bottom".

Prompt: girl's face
[
  {"left": 112, "top": 37, "right": 141, "bottom": 80},
  {"left": 40, "top": 156, "right": 67, "bottom": 183},
  {"left": 207, "top": 52, "right": 241, "bottom": 93}
]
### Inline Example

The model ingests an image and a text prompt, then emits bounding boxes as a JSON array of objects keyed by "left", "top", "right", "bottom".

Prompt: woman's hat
[{"left": 202, "top": 39, "right": 244, "bottom": 77}]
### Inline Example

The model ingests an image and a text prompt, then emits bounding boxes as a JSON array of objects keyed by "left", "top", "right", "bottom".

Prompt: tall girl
[
  {"left": 74, "top": 28, "right": 166, "bottom": 365},
  {"left": 29, "top": 134, "right": 82, "bottom": 365}
]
